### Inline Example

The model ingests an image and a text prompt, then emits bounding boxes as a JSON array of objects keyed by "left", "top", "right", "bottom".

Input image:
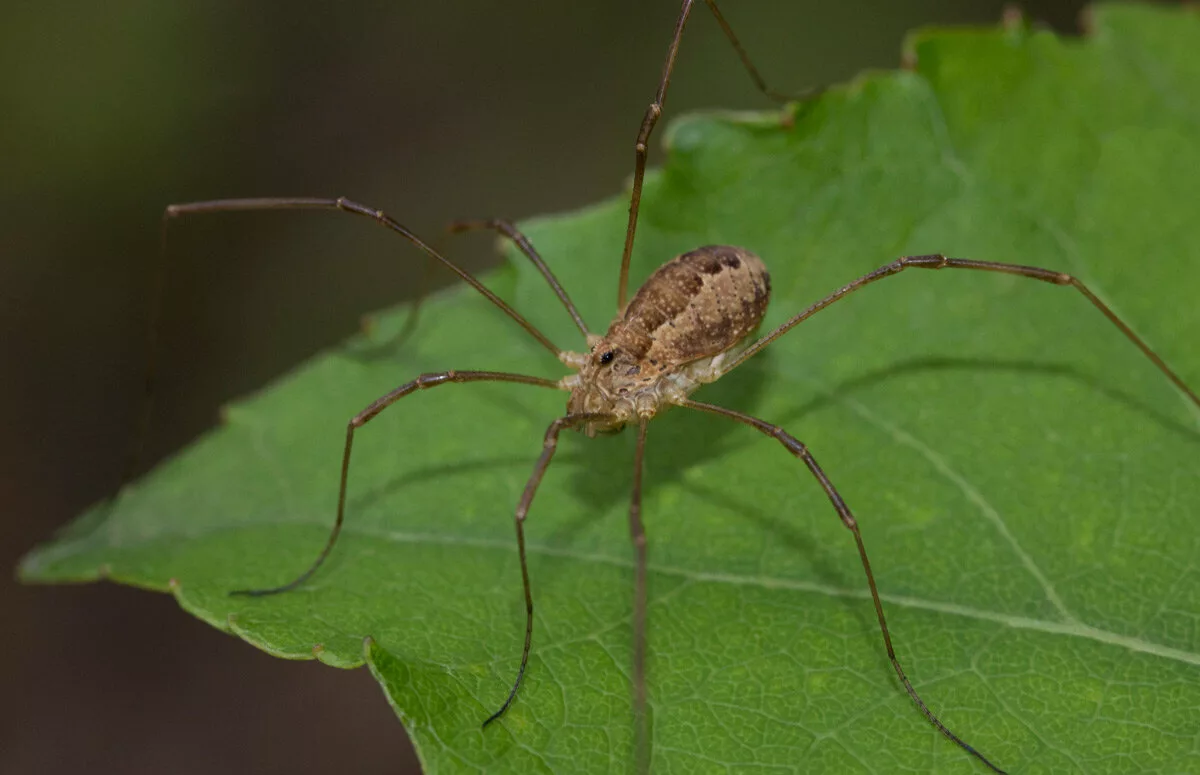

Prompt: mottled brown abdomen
[{"left": 607, "top": 245, "right": 770, "bottom": 365}]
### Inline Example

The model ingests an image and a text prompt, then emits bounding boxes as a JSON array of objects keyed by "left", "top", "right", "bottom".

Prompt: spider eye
[{"left": 599, "top": 350, "right": 615, "bottom": 365}]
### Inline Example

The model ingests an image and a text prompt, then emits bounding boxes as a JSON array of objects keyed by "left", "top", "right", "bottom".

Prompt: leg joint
[
  {"left": 772, "top": 427, "right": 807, "bottom": 456},
  {"left": 897, "top": 254, "right": 947, "bottom": 271},
  {"left": 416, "top": 370, "right": 455, "bottom": 389}
]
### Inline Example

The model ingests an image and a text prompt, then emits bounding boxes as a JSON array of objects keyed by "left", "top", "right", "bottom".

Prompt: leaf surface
[{"left": 22, "top": 6, "right": 1200, "bottom": 773}]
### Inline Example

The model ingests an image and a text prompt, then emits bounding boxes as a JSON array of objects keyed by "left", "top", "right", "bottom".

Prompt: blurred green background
[{"left": 2, "top": 1, "right": 1087, "bottom": 772}]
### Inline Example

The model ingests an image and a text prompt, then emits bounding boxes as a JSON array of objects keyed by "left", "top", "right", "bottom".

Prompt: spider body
[{"left": 564, "top": 244, "right": 770, "bottom": 436}]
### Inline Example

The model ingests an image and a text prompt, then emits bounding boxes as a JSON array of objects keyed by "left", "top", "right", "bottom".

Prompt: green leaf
[{"left": 22, "top": 5, "right": 1200, "bottom": 772}]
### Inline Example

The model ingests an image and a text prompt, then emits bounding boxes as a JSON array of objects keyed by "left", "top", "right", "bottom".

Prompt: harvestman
[{"left": 130, "top": 1, "right": 1200, "bottom": 772}]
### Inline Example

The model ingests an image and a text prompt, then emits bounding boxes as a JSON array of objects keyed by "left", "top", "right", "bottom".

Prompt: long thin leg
[
  {"left": 358, "top": 223, "right": 466, "bottom": 357},
  {"left": 701, "top": 0, "right": 797, "bottom": 103},
  {"left": 617, "top": 0, "right": 797, "bottom": 312},
  {"left": 629, "top": 418, "right": 651, "bottom": 773},
  {"left": 723, "top": 255, "right": 1200, "bottom": 410},
  {"left": 447, "top": 218, "right": 591, "bottom": 339},
  {"left": 679, "top": 398, "right": 1007, "bottom": 774},
  {"left": 164, "top": 197, "right": 565, "bottom": 358},
  {"left": 231, "top": 370, "right": 564, "bottom": 597},
  {"left": 125, "top": 199, "right": 564, "bottom": 540},
  {"left": 482, "top": 411, "right": 612, "bottom": 727}
]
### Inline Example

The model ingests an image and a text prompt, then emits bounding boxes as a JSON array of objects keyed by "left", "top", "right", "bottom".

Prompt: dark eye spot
[{"left": 600, "top": 350, "right": 615, "bottom": 365}]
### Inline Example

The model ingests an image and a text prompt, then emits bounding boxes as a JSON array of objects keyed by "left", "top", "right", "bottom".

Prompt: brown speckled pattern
[
  {"left": 564, "top": 245, "right": 771, "bottom": 426},
  {"left": 609, "top": 245, "right": 770, "bottom": 365}
]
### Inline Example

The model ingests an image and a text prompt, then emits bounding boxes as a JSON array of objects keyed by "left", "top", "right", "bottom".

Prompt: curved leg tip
[{"left": 228, "top": 584, "right": 290, "bottom": 598}]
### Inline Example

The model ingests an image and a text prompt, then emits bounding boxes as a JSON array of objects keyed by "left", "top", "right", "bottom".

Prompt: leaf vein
[{"left": 358, "top": 527, "right": 1200, "bottom": 668}]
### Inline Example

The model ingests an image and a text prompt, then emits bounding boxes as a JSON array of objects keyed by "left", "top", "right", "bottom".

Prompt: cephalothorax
[
  {"left": 128, "top": 1, "right": 1200, "bottom": 773},
  {"left": 564, "top": 245, "right": 770, "bottom": 435}
]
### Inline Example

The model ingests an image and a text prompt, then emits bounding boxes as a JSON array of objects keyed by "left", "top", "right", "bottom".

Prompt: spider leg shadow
[
  {"left": 752, "top": 353, "right": 1200, "bottom": 646},
  {"left": 549, "top": 353, "right": 1200, "bottom": 633},
  {"left": 774, "top": 355, "right": 1200, "bottom": 446},
  {"left": 753, "top": 353, "right": 1200, "bottom": 573},
  {"left": 337, "top": 307, "right": 425, "bottom": 365},
  {"left": 354, "top": 455, "right": 538, "bottom": 516},
  {"left": 547, "top": 351, "right": 776, "bottom": 551}
]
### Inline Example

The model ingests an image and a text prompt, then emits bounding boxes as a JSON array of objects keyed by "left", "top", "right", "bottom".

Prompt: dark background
[{"left": 3, "top": 1, "right": 1087, "bottom": 772}]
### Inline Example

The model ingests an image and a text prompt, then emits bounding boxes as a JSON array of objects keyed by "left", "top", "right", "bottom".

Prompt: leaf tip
[{"left": 167, "top": 576, "right": 184, "bottom": 604}]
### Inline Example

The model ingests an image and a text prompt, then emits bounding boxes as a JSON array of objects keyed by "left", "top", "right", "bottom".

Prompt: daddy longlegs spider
[{"left": 119, "top": 1, "right": 1200, "bottom": 772}]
